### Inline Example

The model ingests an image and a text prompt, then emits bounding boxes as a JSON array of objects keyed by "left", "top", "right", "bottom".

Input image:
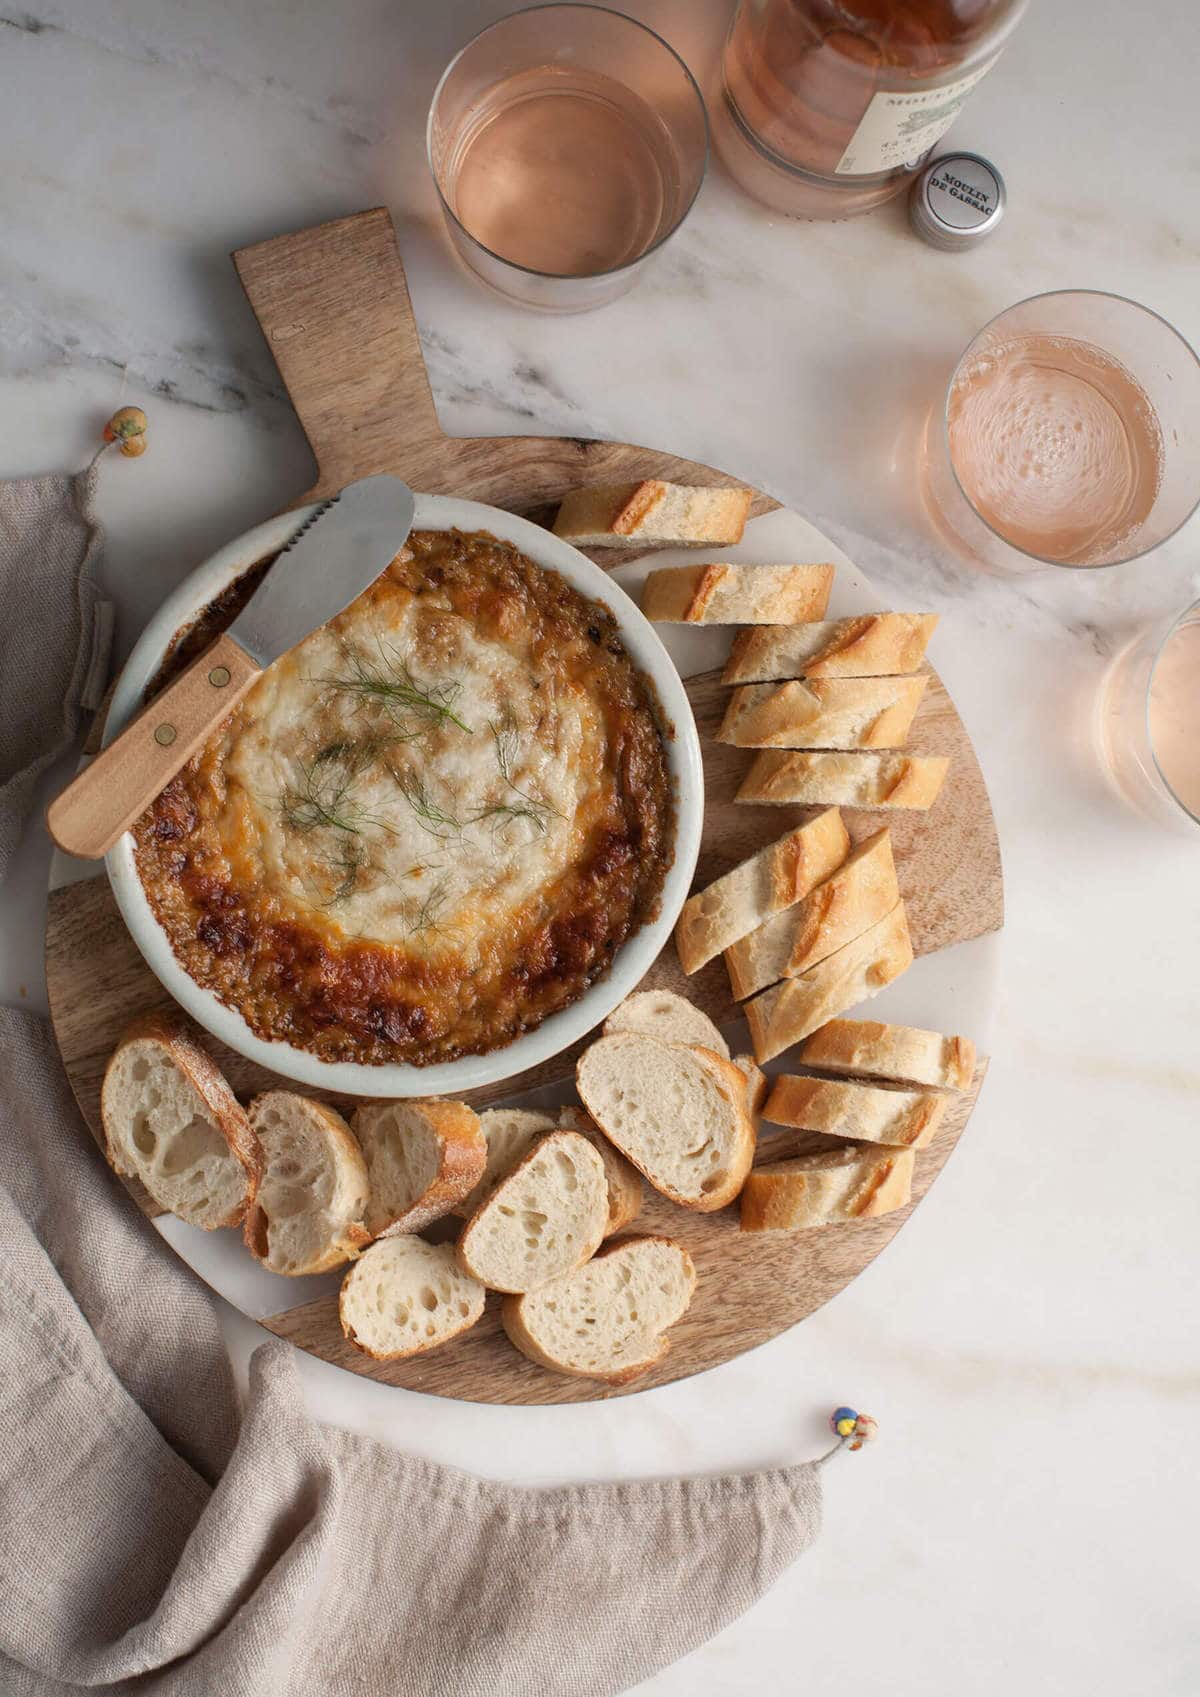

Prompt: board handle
[{"left": 234, "top": 208, "right": 442, "bottom": 498}]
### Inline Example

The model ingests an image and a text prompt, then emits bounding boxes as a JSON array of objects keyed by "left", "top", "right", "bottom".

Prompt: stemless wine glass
[
  {"left": 1095, "top": 597, "right": 1200, "bottom": 834},
  {"left": 426, "top": 5, "right": 709, "bottom": 312},
  {"left": 922, "top": 291, "right": 1200, "bottom": 574}
]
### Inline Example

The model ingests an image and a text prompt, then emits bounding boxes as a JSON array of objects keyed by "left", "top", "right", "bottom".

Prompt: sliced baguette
[
  {"left": 501, "top": 1236, "right": 696, "bottom": 1384},
  {"left": 736, "top": 750, "right": 950, "bottom": 810},
  {"left": 340, "top": 1237, "right": 485, "bottom": 1360},
  {"left": 734, "top": 1054, "right": 769, "bottom": 1123},
  {"left": 457, "top": 1130, "right": 608, "bottom": 1293},
  {"left": 100, "top": 1013, "right": 260, "bottom": 1230},
  {"left": 449, "top": 1107, "right": 558, "bottom": 1219},
  {"left": 352, "top": 1099, "right": 485, "bottom": 1238},
  {"left": 558, "top": 1106, "right": 643, "bottom": 1236},
  {"left": 243, "top": 1093, "right": 370, "bottom": 1275},
  {"left": 675, "top": 808, "right": 849, "bottom": 975},
  {"left": 740, "top": 1146, "right": 914, "bottom": 1232},
  {"left": 724, "top": 829, "right": 898, "bottom": 1000},
  {"left": 723, "top": 614, "right": 938, "bottom": 683},
  {"left": 603, "top": 987, "right": 730, "bottom": 1059},
  {"left": 718, "top": 675, "right": 928, "bottom": 750},
  {"left": 642, "top": 562, "right": 833, "bottom": 624},
  {"left": 554, "top": 481, "right": 752, "bottom": 549},
  {"left": 799, "top": 1019, "right": 977, "bottom": 1091},
  {"left": 763, "top": 1074, "right": 946, "bottom": 1149},
  {"left": 744, "top": 902, "right": 913, "bottom": 1064},
  {"left": 577, "top": 1032, "right": 754, "bottom": 1211}
]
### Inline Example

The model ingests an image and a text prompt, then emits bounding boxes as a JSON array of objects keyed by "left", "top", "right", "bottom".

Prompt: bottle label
[{"left": 835, "top": 56, "right": 1000, "bottom": 176}]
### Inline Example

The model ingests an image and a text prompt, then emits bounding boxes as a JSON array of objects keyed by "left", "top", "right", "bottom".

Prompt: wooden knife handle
[{"left": 46, "top": 631, "right": 260, "bottom": 861}]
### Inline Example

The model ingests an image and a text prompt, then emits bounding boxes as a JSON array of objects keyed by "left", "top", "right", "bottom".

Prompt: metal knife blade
[{"left": 227, "top": 474, "right": 416, "bottom": 670}]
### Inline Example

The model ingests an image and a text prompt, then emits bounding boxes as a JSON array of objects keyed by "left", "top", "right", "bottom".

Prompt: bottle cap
[{"left": 909, "top": 152, "right": 1006, "bottom": 250}]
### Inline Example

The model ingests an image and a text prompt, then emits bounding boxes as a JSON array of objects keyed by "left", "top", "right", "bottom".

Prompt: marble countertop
[{"left": 3, "top": 2, "right": 1198, "bottom": 1692}]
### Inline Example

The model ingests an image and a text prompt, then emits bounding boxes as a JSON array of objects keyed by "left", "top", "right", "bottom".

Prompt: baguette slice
[
  {"left": 100, "top": 1014, "right": 260, "bottom": 1230},
  {"left": 577, "top": 1032, "right": 754, "bottom": 1211},
  {"left": 352, "top": 1099, "right": 485, "bottom": 1238},
  {"left": 643, "top": 562, "right": 833, "bottom": 625},
  {"left": 763, "top": 1074, "right": 946, "bottom": 1149},
  {"left": 718, "top": 675, "right": 927, "bottom": 750},
  {"left": 744, "top": 902, "right": 913, "bottom": 1064},
  {"left": 799, "top": 1019, "right": 977, "bottom": 1091},
  {"left": 554, "top": 481, "right": 752, "bottom": 549},
  {"left": 457, "top": 1130, "right": 608, "bottom": 1293},
  {"left": 243, "top": 1093, "right": 370, "bottom": 1275},
  {"left": 736, "top": 750, "right": 950, "bottom": 810},
  {"left": 558, "top": 1106, "right": 643, "bottom": 1236},
  {"left": 449, "top": 1107, "right": 558, "bottom": 1219},
  {"left": 603, "top": 987, "right": 730, "bottom": 1060},
  {"left": 724, "top": 829, "right": 898, "bottom": 1000},
  {"left": 501, "top": 1236, "right": 696, "bottom": 1384},
  {"left": 723, "top": 614, "right": 938, "bottom": 683},
  {"left": 740, "top": 1147, "right": 914, "bottom": 1232},
  {"left": 675, "top": 808, "right": 850, "bottom": 975},
  {"left": 340, "top": 1238, "right": 485, "bottom": 1360},
  {"left": 734, "top": 1054, "right": 769, "bottom": 1123}
]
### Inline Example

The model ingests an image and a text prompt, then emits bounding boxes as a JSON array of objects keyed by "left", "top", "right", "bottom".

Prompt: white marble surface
[{"left": 2, "top": 3, "right": 1199, "bottom": 1693}]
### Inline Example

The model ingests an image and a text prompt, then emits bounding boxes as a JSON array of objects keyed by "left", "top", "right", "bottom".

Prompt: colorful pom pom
[{"left": 831, "top": 1406, "right": 877, "bottom": 1450}]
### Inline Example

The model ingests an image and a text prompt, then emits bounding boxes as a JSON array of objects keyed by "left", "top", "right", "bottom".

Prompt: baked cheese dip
[{"left": 134, "top": 529, "right": 675, "bottom": 1065}]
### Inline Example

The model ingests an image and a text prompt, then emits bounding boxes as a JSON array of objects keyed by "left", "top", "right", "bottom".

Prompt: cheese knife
[{"left": 47, "top": 474, "right": 416, "bottom": 861}]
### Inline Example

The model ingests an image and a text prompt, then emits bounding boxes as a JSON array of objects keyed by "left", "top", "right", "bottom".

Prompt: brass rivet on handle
[
  {"left": 208, "top": 665, "right": 231, "bottom": 688},
  {"left": 154, "top": 723, "right": 177, "bottom": 747}
]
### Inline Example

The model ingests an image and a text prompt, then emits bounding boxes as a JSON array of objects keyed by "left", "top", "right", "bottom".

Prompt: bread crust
[
  {"left": 353, "top": 1099, "right": 486, "bottom": 1238},
  {"left": 762, "top": 1074, "right": 946, "bottom": 1149},
  {"left": 723, "top": 614, "right": 938, "bottom": 683},
  {"left": 499, "top": 1235, "right": 696, "bottom": 1384},
  {"left": 675, "top": 808, "right": 850, "bottom": 975},
  {"left": 743, "top": 902, "right": 913, "bottom": 1064},
  {"left": 718, "top": 675, "right": 928, "bottom": 750},
  {"left": 739, "top": 1148, "right": 914, "bottom": 1232},
  {"left": 724, "top": 829, "right": 897, "bottom": 999},
  {"left": 735, "top": 751, "right": 949, "bottom": 810},
  {"left": 100, "top": 1011, "right": 260, "bottom": 1229},
  {"left": 642, "top": 562, "right": 833, "bottom": 624},
  {"left": 798, "top": 1019, "right": 977, "bottom": 1091}
]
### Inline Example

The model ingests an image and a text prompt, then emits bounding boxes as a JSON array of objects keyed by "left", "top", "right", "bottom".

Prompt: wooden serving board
[{"left": 45, "top": 209, "right": 1003, "bottom": 1404}]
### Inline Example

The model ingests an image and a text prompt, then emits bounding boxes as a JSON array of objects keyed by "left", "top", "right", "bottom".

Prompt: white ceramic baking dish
[{"left": 104, "top": 494, "right": 703, "bottom": 1097}]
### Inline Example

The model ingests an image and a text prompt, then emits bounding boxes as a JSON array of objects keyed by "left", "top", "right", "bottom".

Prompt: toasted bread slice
[
  {"left": 724, "top": 829, "right": 898, "bottom": 1000},
  {"left": 577, "top": 1032, "right": 754, "bottom": 1211},
  {"left": 352, "top": 1099, "right": 485, "bottom": 1237},
  {"left": 718, "top": 675, "right": 928, "bottom": 750},
  {"left": 554, "top": 481, "right": 752, "bottom": 549},
  {"left": 100, "top": 1013, "right": 260, "bottom": 1229},
  {"left": 744, "top": 902, "right": 913, "bottom": 1064},
  {"left": 243, "top": 1093, "right": 369, "bottom": 1275},
  {"left": 740, "top": 1146, "right": 914, "bottom": 1232},
  {"left": 457, "top": 1130, "right": 609, "bottom": 1293},
  {"left": 675, "top": 809, "right": 850, "bottom": 975},
  {"left": 603, "top": 988, "right": 730, "bottom": 1059},
  {"left": 449, "top": 1108, "right": 558, "bottom": 1219},
  {"left": 501, "top": 1236, "right": 696, "bottom": 1384},
  {"left": 558, "top": 1106, "right": 643, "bottom": 1236},
  {"left": 736, "top": 750, "right": 949, "bottom": 810},
  {"left": 340, "top": 1237, "right": 485, "bottom": 1360},
  {"left": 723, "top": 614, "right": 938, "bottom": 683},
  {"left": 798, "top": 1019, "right": 977, "bottom": 1091},
  {"left": 763, "top": 1074, "right": 946, "bottom": 1149},
  {"left": 642, "top": 562, "right": 833, "bottom": 624}
]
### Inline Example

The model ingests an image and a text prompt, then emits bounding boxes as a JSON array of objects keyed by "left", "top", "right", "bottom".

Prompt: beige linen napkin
[{"left": 0, "top": 470, "right": 825, "bottom": 1696}]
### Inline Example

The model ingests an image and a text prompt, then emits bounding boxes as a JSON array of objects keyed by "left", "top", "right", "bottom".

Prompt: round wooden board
[{"left": 45, "top": 209, "right": 1003, "bottom": 1404}]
